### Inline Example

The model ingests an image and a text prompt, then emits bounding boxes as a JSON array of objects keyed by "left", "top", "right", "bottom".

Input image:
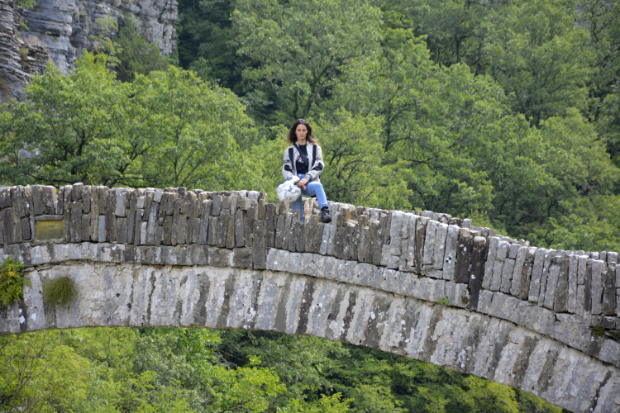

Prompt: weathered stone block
[
  {"left": 537, "top": 249, "right": 556, "bottom": 307},
  {"left": 333, "top": 226, "right": 346, "bottom": 259},
  {"left": 432, "top": 222, "right": 448, "bottom": 271},
  {"left": 553, "top": 253, "right": 570, "bottom": 313},
  {"left": 207, "top": 217, "right": 218, "bottom": 246},
  {"left": 209, "top": 247, "right": 232, "bottom": 267},
  {"left": 80, "top": 214, "right": 91, "bottom": 242},
  {"left": 253, "top": 220, "right": 266, "bottom": 270},
  {"left": 388, "top": 211, "right": 403, "bottom": 256},
  {"left": 490, "top": 240, "right": 509, "bottom": 291},
  {"left": 70, "top": 202, "right": 82, "bottom": 242},
  {"left": 528, "top": 248, "right": 548, "bottom": 302},
  {"left": 288, "top": 214, "right": 299, "bottom": 252},
  {"left": 584, "top": 260, "right": 593, "bottom": 313},
  {"left": 591, "top": 259, "right": 605, "bottom": 315},
  {"left": 500, "top": 257, "right": 515, "bottom": 294},
  {"left": 454, "top": 228, "right": 473, "bottom": 283},
  {"left": 99, "top": 215, "right": 106, "bottom": 243},
  {"left": 422, "top": 220, "right": 437, "bottom": 266},
  {"left": 232, "top": 247, "right": 253, "bottom": 268},
  {"left": 469, "top": 236, "right": 487, "bottom": 310},
  {"left": 362, "top": 220, "right": 377, "bottom": 264},
  {"left": 31, "top": 185, "right": 44, "bottom": 216},
  {"left": 105, "top": 191, "right": 117, "bottom": 242},
  {"left": 602, "top": 266, "right": 617, "bottom": 316},
  {"left": 216, "top": 215, "right": 228, "bottom": 248},
  {"left": 543, "top": 253, "right": 563, "bottom": 310},
  {"left": 265, "top": 203, "right": 276, "bottom": 248},
  {"left": 442, "top": 224, "right": 459, "bottom": 280},
  {"left": 198, "top": 200, "right": 212, "bottom": 245},
  {"left": 0, "top": 187, "right": 11, "bottom": 209},
  {"left": 577, "top": 254, "right": 588, "bottom": 285},
  {"left": 274, "top": 215, "right": 286, "bottom": 249},
  {"left": 212, "top": 195, "right": 221, "bottom": 216},
  {"left": 482, "top": 237, "right": 499, "bottom": 290},
  {"left": 71, "top": 182, "right": 83, "bottom": 202},
  {"left": 303, "top": 215, "right": 317, "bottom": 253},
  {"left": 245, "top": 201, "right": 257, "bottom": 248}
]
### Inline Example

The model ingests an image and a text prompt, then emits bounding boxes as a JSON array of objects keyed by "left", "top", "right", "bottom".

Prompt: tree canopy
[{"left": 2, "top": 1, "right": 620, "bottom": 411}]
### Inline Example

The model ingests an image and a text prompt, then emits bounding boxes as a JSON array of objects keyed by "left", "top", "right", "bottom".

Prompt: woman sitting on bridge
[{"left": 282, "top": 119, "right": 332, "bottom": 224}]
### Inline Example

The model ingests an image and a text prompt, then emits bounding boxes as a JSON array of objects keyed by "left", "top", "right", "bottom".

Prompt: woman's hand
[{"left": 296, "top": 177, "right": 309, "bottom": 190}]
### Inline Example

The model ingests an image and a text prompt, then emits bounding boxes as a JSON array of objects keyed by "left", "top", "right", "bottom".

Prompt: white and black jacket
[{"left": 282, "top": 142, "right": 325, "bottom": 183}]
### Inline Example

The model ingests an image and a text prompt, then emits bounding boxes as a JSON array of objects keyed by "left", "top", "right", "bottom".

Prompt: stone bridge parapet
[{"left": 1, "top": 184, "right": 619, "bottom": 413}]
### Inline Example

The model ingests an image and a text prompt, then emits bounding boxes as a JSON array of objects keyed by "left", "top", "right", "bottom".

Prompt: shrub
[
  {"left": 0, "top": 258, "right": 29, "bottom": 307},
  {"left": 43, "top": 277, "right": 77, "bottom": 308}
]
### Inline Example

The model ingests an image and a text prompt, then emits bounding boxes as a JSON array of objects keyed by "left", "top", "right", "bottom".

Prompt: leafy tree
[
  {"left": 133, "top": 66, "right": 256, "bottom": 189},
  {"left": 115, "top": 16, "right": 168, "bottom": 82},
  {"left": 233, "top": 0, "right": 383, "bottom": 121},
  {"left": 483, "top": 0, "right": 594, "bottom": 126},
  {"left": 578, "top": 1, "right": 620, "bottom": 170},
  {"left": 0, "top": 52, "right": 256, "bottom": 190},
  {"left": 0, "top": 53, "right": 132, "bottom": 186},
  {"left": 176, "top": 0, "right": 252, "bottom": 92},
  {"left": 315, "top": 110, "right": 411, "bottom": 210}
]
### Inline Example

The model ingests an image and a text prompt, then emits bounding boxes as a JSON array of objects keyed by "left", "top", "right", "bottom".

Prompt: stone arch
[
  {"left": 0, "top": 247, "right": 617, "bottom": 413},
  {"left": 1, "top": 183, "right": 620, "bottom": 412}
]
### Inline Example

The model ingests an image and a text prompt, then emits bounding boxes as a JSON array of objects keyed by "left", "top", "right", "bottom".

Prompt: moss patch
[{"left": 43, "top": 277, "right": 77, "bottom": 308}]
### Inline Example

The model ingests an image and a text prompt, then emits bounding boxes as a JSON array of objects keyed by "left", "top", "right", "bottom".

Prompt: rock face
[{"left": 0, "top": 0, "right": 177, "bottom": 103}]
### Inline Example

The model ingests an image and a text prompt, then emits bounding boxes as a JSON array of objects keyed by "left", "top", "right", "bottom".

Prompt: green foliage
[
  {"left": 115, "top": 16, "right": 168, "bottom": 82},
  {"left": 176, "top": 0, "right": 251, "bottom": 91},
  {"left": 438, "top": 297, "right": 450, "bottom": 306},
  {"left": 0, "top": 326, "right": 565, "bottom": 412},
  {"left": 590, "top": 325, "right": 607, "bottom": 337},
  {"left": 0, "top": 52, "right": 256, "bottom": 190},
  {"left": 316, "top": 110, "right": 411, "bottom": 210},
  {"left": 16, "top": 0, "right": 36, "bottom": 9},
  {"left": 234, "top": 0, "right": 383, "bottom": 120},
  {"left": 0, "top": 328, "right": 289, "bottom": 413},
  {"left": 42, "top": 277, "right": 77, "bottom": 308},
  {"left": 483, "top": 0, "right": 593, "bottom": 126},
  {"left": 0, "top": 258, "right": 28, "bottom": 307}
]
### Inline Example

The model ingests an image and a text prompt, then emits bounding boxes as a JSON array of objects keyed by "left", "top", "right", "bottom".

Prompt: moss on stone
[{"left": 43, "top": 277, "right": 77, "bottom": 308}]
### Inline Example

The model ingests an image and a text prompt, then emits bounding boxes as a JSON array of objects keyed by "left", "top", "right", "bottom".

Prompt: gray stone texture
[
  {"left": 8, "top": 260, "right": 611, "bottom": 411},
  {"left": 2, "top": 184, "right": 620, "bottom": 412}
]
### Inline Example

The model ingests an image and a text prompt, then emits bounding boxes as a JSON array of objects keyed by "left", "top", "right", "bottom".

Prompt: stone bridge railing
[{"left": 1, "top": 184, "right": 619, "bottom": 413}]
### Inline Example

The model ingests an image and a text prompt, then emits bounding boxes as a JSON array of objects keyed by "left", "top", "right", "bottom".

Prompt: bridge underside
[{"left": 2, "top": 257, "right": 619, "bottom": 413}]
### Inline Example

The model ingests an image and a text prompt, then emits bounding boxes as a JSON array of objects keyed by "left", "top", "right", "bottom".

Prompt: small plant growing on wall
[
  {"left": 0, "top": 258, "right": 30, "bottom": 307},
  {"left": 43, "top": 277, "right": 77, "bottom": 309},
  {"left": 589, "top": 324, "right": 606, "bottom": 337},
  {"left": 438, "top": 297, "right": 451, "bottom": 306}
]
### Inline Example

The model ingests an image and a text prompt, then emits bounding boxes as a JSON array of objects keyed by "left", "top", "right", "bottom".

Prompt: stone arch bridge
[{"left": 1, "top": 184, "right": 619, "bottom": 412}]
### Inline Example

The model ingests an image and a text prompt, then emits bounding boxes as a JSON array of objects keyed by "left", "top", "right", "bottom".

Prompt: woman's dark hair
[{"left": 287, "top": 119, "right": 319, "bottom": 146}]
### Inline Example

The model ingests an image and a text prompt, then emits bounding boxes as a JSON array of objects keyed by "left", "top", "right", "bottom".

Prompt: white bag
[{"left": 276, "top": 177, "right": 301, "bottom": 202}]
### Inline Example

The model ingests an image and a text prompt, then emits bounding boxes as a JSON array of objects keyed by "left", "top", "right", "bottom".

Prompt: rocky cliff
[{"left": 0, "top": 0, "right": 177, "bottom": 103}]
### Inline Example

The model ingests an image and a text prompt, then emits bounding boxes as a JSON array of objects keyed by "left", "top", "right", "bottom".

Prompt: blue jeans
[{"left": 290, "top": 174, "right": 328, "bottom": 222}]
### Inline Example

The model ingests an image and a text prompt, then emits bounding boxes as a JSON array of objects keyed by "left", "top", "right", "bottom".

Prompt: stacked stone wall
[{"left": 1, "top": 184, "right": 620, "bottom": 413}]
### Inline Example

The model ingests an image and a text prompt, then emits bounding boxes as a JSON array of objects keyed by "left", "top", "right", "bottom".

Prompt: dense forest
[{"left": 1, "top": 0, "right": 619, "bottom": 411}]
